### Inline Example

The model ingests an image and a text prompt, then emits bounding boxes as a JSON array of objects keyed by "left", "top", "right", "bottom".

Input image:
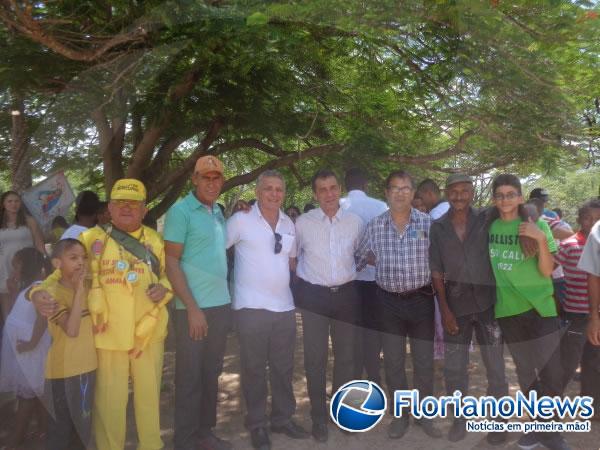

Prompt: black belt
[
  {"left": 379, "top": 284, "right": 433, "bottom": 298},
  {"left": 301, "top": 279, "right": 354, "bottom": 294}
]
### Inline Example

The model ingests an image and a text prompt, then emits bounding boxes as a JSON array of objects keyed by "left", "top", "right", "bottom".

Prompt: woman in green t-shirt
[{"left": 488, "top": 174, "right": 568, "bottom": 450}]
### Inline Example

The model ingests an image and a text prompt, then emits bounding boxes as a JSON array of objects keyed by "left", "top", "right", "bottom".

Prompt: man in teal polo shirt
[{"left": 165, "top": 155, "right": 232, "bottom": 450}]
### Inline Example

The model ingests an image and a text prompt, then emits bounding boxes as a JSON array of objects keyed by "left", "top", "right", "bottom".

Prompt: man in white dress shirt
[
  {"left": 227, "top": 170, "right": 308, "bottom": 450},
  {"left": 340, "top": 168, "right": 388, "bottom": 384},
  {"left": 416, "top": 179, "right": 450, "bottom": 220},
  {"left": 294, "top": 169, "right": 364, "bottom": 443}
]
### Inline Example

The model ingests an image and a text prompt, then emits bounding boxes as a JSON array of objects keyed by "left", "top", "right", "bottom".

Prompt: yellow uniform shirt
[
  {"left": 80, "top": 225, "right": 173, "bottom": 351},
  {"left": 45, "top": 282, "right": 97, "bottom": 379}
]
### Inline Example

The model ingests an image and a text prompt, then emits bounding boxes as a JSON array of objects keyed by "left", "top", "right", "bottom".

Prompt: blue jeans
[{"left": 444, "top": 307, "right": 507, "bottom": 400}]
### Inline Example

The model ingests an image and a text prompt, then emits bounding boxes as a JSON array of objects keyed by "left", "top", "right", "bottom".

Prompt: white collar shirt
[
  {"left": 226, "top": 204, "right": 296, "bottom": 312},
  {"left": 295, "top": 206, "right": 364, "bottom": 287},
  {"left": 341, "top": 190, "right": 388, "bottom": 281},
  {"left": 429, "top": 201, "right": 450, "bottom": 220}
]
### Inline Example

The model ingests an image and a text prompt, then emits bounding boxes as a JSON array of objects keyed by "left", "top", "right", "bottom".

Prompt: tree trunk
[{"left": 10, "top": 91, "right": 32, "bottom": 192}]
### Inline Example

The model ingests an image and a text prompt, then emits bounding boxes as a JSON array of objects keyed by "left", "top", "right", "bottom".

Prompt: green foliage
[
  {"left": 526, "top": 167, "right": 600, "bottom": 225},
  {"left": 0, "top": 0, "right": 598, "bottom": 212}
]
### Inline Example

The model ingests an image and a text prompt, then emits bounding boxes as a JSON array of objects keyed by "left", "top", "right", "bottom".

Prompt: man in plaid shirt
[{"left": 355, "top": 170, "right": 440, "bottom": 440}]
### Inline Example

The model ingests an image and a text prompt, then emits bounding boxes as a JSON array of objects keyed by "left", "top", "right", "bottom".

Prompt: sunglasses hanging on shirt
[{"left": 274, "top": 232, "right": 282, "bottom": 254}]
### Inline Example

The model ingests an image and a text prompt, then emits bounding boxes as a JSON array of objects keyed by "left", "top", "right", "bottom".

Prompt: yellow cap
[
  {"left": 110, "top": 178, "right": 147, "bottom": 202},
  {"left": 195, "top": 155, "right": 224, "bottom": 176}
]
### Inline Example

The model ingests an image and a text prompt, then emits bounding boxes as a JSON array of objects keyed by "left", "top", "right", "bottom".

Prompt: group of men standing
[
  {"left": 163, "top": 157, "right": 513, "bottom": 450},
  {"left": 30, "top": 154, "right": 568, "bottom": 450}
]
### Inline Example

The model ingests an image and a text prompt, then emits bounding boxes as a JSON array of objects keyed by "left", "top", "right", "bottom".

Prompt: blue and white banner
[{"left": 21, "top": 171, "right": 75, "bottom": 234}]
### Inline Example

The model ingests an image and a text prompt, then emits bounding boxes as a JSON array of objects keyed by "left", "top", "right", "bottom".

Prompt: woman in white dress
[
  {"left": 0, "top": 247, "right": 52, "bottom": 448},
  {"left": 0, "top": 191, "right": 45, "bottom": 322}
]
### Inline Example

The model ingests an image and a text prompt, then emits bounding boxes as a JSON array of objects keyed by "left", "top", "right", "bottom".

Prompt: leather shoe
[
  {"left": 250, "top": 427, "right": 271, "bottom": 450},
  {"left": 415, "top": 418, "right": 442, "bottom": 438},
  {"left": 271, "top": 420, "right": 309, "bottom": 439},
  {"left": 448, "top": 418, "right": 466, "bottom": 442},
  {"left": 311, "top": 423, "right": 328, "bottom": 442},
  {"left": 198, "top": 432, "right": 233, "bottom": 450},
  {"left": 486, "top": 430, "right": 507, "bottom": 446},
  {"left": 388, "top": 417, "right": 409, "bottom": 439}
]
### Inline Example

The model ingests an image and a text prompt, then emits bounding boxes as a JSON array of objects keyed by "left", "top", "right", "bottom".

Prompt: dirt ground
[{"left": 1, "top": 313, "right": 599, "bottom": 450}]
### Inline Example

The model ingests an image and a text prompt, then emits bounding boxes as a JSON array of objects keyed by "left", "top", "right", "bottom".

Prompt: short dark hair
[
  {"left": 579, "top": 199, "right": 600, "bottom": 217},
  {"left": 492, "top": 174, "right": 521, "bottom": 195},
  {"left": 344, "top": 168, "right": 368, "bottom": 191},
  {"left": 303, "top": 203, "right": 316, "bottom": 213},
  {"left": 52, "top": 215, "right": 69, "bottom": 228},
  {"left": 311, "top": 169, "right": 338, "bottom": 192},
  {"left": 13, "top": 247, "right": 52, "bottom": 289},
  {"left": 75, "top": 190, "right": 101, "bottom": 218},
  {"left": 416, "top": 178, "right": 441, "bottom": 196},
  {"left": 385, "top": 170, "right": 415, "bottom": 190},
  {"left": 51, "top": 238, "right": 86, "bottom": 260}
]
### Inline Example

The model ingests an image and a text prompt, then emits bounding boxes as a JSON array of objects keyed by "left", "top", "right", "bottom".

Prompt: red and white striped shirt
[{"left": 555, "top": 232, "right": 588, "bottom": 314}]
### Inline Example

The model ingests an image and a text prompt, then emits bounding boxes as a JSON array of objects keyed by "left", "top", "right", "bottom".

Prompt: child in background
[
  {"left": 556, "top": 200, "right": 600, "bottom": 389},
  {"left": 50, "top": 216, "right": 69, "bottom": 244},
  {"left": 33, "top": 238, "right": 97, "bottom": 450},
  {"left": 0, "top": 247, "right": 52, "bottom": 449}
]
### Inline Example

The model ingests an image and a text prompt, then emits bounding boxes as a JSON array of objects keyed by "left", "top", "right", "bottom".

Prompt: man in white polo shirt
[{"left": 227, "top": 170, "right": 308, "bottom": 450}]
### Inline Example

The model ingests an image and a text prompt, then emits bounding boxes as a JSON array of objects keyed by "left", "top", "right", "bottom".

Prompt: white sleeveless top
[{"left": 0, "top": 225, "right": 34, "bottom": 293}]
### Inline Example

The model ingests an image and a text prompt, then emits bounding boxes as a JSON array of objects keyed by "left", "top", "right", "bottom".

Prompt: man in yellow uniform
[{"left": 33, "top": 179, "right": 173, "bottom": 450}]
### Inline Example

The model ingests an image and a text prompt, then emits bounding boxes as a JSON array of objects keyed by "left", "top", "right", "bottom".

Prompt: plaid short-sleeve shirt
[{"left": 356, "top": 209, "right": 431, "bottom": 293}]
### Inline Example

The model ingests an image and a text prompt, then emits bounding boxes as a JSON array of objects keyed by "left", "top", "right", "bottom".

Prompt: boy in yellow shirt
[
  {"left": 33, "top": 179, "right": 172, "bottom": 450},
  {"left": 43, "top": 238, "right": 97, "bottom": 450}
]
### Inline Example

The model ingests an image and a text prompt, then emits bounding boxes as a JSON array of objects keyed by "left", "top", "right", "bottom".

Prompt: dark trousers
[
  {"left": 174, "top": 305, "right": 231, "bottom": 450},
  {"left": 498, "top": 310, "right": 563, "bottom": 439},
  {"left": 353, "top": 281, "right": 383, "bottom": 385},
  {"left": 581, "top": 341, "right": 600, "bottom": 416},
  {"left": 378, "top": 287, "right": 434, "bottom": 414},
  {"left": 295, "top": 278, "right": 360, "bottom": 425},
  {"left": 46, "top": 371, "right": 95, "bottom": 450},
  {"left": 236, "top": 308, "right": 297, "bottom": 430},
  {"left": 560, "top": 312, "right": 588, "bottom": 391},
  {"left": 444, "top": 307, "right": 508, "bottom": 399}
]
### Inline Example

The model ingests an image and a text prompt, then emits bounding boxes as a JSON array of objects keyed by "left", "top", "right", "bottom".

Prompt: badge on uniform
[
  {"left": 92, "top": 239, "right": 104, "bottom": 256},
  {"left": 126, "top": 271, "right": 138, "bottom": 283},
  {"left": 115, "top": 260, "right": 129, "bottom": 272}
]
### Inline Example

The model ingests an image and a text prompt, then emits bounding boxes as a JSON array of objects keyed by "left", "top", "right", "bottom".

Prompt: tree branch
[
  {"left": 210, "top": 138, "right": 286, "bottom": 157},
  {"left": 147, "top": 118, "right": 223, "bottom": 199},
  {"left": 222, "top": 144, "right": 343, "bottom": 192},
  {"left": 148, "top": 174, "right": 189, "bottom": 218},
  {"left": 0, "top": 0, "right": 150, "bottom": 62},
  {"left": 127, "top": 66, "right": 206, "bottom": 178},
  {"left": 388, "top": 128, "right": 477, "bottom": 164}
]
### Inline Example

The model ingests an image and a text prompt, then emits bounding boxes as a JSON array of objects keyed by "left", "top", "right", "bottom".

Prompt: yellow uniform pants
[{"left": 94, "top": 341, "right": 164, "bottom": 450}]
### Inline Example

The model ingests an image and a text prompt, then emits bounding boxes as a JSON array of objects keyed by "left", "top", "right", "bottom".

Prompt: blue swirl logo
[{"left": 330, "top": 380, "right": 387, "bottom": 432}]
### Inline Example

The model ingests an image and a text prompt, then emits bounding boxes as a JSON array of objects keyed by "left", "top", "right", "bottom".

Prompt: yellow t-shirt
[
  {"left": 79, "top": 225, "right": 173, "bottom": 351},
  {"left": 45, "top": 282, "right": 97, "bottom": 379}
]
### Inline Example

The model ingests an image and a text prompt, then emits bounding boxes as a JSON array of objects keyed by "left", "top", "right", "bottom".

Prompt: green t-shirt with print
[{"left": 489, "top": 218, "right": 557, "bottom": 319}]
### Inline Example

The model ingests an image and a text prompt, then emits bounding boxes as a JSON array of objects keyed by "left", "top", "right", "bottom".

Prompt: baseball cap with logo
[
  {"left": 529, "top": 188, "right": 549, "bottom": 201},
  {"left": 195, "top": 156, "right": 224, "bottom": 176},
  {"left": 110, "top": 178, "right": 147, "bottom": 202}
]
